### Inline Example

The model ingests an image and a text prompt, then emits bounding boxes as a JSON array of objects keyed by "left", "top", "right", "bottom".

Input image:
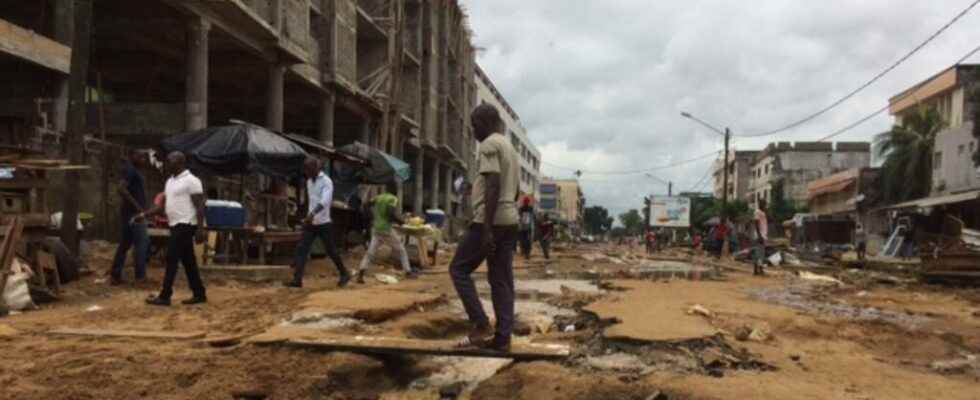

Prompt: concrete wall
[
  {"left": 933, "top": 121, "right": 980, "bottom": 195},
  {"left": 749, "top": 144, "right": 871, "bottom": 207}
]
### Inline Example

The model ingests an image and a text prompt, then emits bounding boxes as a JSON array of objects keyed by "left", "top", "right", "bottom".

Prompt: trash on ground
[{"left": 375, "top": 274, "right": 400, "bottom": 285}]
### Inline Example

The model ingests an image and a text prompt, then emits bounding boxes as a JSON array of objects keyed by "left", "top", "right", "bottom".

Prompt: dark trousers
[
  {"left": 539, "top": 238, "right": 551, "bottom": 259},
  {"left": 111, "top": 220, "right": 148, "bottom": 280},
  {"left": 292, "top": 223, "right": 348, "bottom": 284},
  {"left": 449, "top": 224, "right": 518, "bottom": 344},
  {"left": 160, "top": 224, "right": 206, "bottom": 299},
  {"left": 518, "top": 230, "right": 532, "bottom": 259}
]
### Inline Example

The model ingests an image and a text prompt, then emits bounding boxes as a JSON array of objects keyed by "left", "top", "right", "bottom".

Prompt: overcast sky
[{"left": 459, "top": 0, "right": 980, "bottom": 217}]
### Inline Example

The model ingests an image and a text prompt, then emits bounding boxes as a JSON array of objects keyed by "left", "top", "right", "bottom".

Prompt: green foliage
[
  {"left": 767, "top": 180, "right": 800, "bottom": 224},
  {"left": 875, "top": 105, "right": 944, "bottom": 203},
  {"left": 690, "top": 198, "right": 751, "bottom": 229},
  {"left": 618, "top": 209, "right": 644, "bottom": 235},
  {"left": 583, "top": 206, "right": 614, "bottom": 235}
]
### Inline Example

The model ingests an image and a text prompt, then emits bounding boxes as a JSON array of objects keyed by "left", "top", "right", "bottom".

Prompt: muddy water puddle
[{"left": 750, "top": 283, "right": 931, "bottom": 330}]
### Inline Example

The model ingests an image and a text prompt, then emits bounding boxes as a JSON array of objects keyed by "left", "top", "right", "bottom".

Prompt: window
[
  {"left": 971, "top": 141, "right": 976, "bottom": 153},
  {"left": 934, "top": 152, "right": 943, "bottom": 170}
]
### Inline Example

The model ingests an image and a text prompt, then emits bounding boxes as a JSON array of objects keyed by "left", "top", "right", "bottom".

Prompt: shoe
[
  {"left": 283, "top": 280, "right": 302, "bottom": 288},
  {"left": 338, "top": 274, "right": 351, "bottom": 288},
  {"left": 462, "top": 324, "right": 493, "bottom": 347},
  {"left": 356, "top": 271, "right": 366, "bottom": 284},
  {"left": 405, "top": 270, "right": 419, "bottom": 280},
  {"left": 145, "top": 296, "right": 171, "bottom": 306},
  {"left": 481, "top": 339, "right": 511, "bottom": 353},
  {"left": 181, "top": 296, "right": 207, "bottom": 305}
]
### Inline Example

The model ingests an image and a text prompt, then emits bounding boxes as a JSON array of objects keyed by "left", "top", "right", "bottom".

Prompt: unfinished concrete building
[{"left": 0, "top": 0, "right": 478, "bottom": 237}]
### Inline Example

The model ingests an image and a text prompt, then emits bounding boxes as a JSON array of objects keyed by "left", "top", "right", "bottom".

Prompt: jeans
[
  {"left": 449, "top": 224, "right": 518, "bottom": 345},
  {"left": 292, "top": 223, "right": 349, "bottom": 285},
  {"left": 518, "top": 230, "right": 532, "bottom": 259},
  {"left": 359, "top": 230, "right": 411, "bottom": 273},
  {"left": 160, "top": 224, "right": 206, "bottom": 299},
  {"left": 539, "top": 238, "right": 551, "bottom": 259},
  {"left": 111, "top": 220, "right": 148, "bottom": 280}
]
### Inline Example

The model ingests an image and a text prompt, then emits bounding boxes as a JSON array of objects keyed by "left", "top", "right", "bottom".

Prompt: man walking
[
  {"left": 356, "top": 190, "right": 416, "bottom": 283},
  {"left": 140, "top": 152, "right": 208, "bottom": 306},
  {"left": 110, "top": 149, "right": 149, "bottom": 285},
  {"left": 518, "top": 196, "right": 535, "bottom": 259},
  {"left": 287, "top": 158, "right": 351, "bottom": 288},
  {"left": 753, "top": 200, "right": 769, "bottom": 276},
  {"left": 449, "top": 104, "right": 520, "bottom": 352},
  {"left": 538, "top": 213, "right": 554, "bottom": 260}
]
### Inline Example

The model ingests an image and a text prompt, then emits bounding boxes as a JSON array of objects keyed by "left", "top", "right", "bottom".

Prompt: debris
[
  {"left": 782, "top": 252, "right": 802, "bottom": 266},
  {"left": 204, "top": 334, "right": 251, "bottom": 348},
  {"left": 790, "top": 354, "right": 801, "bottom": 362},
  {"left": 645, "top": 391, "right": 670, "bottom": 400},
  {"left": 929, "top": 355, "right": 977, "bottom": 374},
  {"left": 686, "top": 304, "right": 713, "bottom": 318},
  {"left": 564, "top": 325, "right": 576, "bottom": 333},
  {"left": 3, "top": 259, "right": 37, "bottom": 311},
  {"left": 85, "top": 305, "right": 103, "bottom": 312},
  {"left": 798, "top": 271, "right": 844, "bottom": 286},
  {"left": 584, "top": 353, "right": 650, "bottom": 373},
  {"left": 767, "top": 252, "right": 783, "bottom": 266},
  {"left": 375, "top": 274, "right": 400, "bottom": 285},
  {"left": 734, "top": 323, "right": 771, "bottom": 342}
]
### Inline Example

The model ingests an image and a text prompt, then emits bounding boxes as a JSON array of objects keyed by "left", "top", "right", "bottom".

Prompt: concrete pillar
[
  {"left": 185, "top": 17, "right": 211, "bottom": 131},
  {"left": 360, "top": 120, "right": 371, "bottom": 144},
  {"left": 395, "top": 139, "right": 404, "bottom": 207},
  {"left": 52, "top": 0, "right": 73, "bottom": 133},
  {"left": 270, "top": 0, "right": 283, "bottom": 32},
  {"left": 430, "top": 160, "right": 441, "bottom": 210},
  {"left": 443, "top": 167, "right": 453, "bottom": 216},
  {"left": 318, "top": 91, "right": 335, "bottom": 146},
  {"left": 414, "top": 149, "right": 425, "bottom": 215},
  {"left": 266, "top": 63, "right": 285, "bottom": 131}
]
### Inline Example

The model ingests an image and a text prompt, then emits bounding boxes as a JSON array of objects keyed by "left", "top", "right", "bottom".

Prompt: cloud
[{"left": 461, "top": 0, "right": 980, "bottom": 216}]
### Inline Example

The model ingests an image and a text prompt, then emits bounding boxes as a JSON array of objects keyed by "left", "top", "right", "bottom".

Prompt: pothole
[{"left": 750, "top": 283, "right": 931, "bottom": 330}]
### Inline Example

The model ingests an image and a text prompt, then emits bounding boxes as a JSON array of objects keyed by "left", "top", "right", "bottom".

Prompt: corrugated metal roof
[{"left": 880, "top": 190, "right": 980, "bottom": 211}]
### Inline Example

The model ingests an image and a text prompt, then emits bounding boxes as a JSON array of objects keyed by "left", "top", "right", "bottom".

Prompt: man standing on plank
[
  {"left": 449, "top": 104, "right": 520, "bottom": 352},
  {"left": 139, "top": 152, "right": 208, "bottom": 306},
  {"left": 355, "top": 190, "right": 417, "bottom": 283},
  {"left": 110, "top": 149, "right": 149, "bottom": 285},
  {"left": 286, "top": 158, "right": 351, "bottom": 288}
]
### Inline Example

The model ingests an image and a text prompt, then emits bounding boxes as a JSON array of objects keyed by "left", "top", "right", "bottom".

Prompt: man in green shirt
[{"left": 356, "top": 191, "right": 416, "bottom": 283}]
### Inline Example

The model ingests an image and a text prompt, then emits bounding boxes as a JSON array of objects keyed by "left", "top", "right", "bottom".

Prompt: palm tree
[{"left": 875, "top": 105, "right": 945, "bottom": 204}]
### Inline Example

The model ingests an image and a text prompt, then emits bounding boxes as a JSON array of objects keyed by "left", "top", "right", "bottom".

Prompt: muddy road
[{"left": 1, "top": 243, "right": 978, "bottom": 399}]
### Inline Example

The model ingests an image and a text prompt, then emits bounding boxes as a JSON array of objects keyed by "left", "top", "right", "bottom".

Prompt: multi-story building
[
  {"left": 747, "top": 142, "right": 871, "bottom": 208},
  {"left": 539, "top": 178, "right": 585, "bottom": 232},
  {"left": 712, "top": 150, "right": 759, "bottom": 202},
  {"left": 0, "top": 0, "right": 479, "bottom": 236},
  {"left": 889, "top": 64, "right": 980, "bottom": 196},
  {"left": 474, "top": 65, "right": 541, "bottom": 199}
]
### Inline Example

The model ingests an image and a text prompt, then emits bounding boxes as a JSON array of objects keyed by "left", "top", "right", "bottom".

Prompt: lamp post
[{"left": 681, "top": 112, "right": 732, "bottom": 260}]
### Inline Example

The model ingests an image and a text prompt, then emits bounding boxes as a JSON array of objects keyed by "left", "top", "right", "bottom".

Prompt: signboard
[{"left": 649, "top": 196, "right": 690, "bottom": 227}]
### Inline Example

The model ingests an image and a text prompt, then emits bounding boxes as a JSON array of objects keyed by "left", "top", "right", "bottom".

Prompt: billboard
[{"left": 649, "top": 196, "right": 691, "bottom": 227}]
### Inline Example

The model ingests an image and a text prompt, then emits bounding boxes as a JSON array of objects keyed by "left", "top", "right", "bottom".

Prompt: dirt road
[{"left": 1, "top": 243, "right": 978, "bottom": 399}]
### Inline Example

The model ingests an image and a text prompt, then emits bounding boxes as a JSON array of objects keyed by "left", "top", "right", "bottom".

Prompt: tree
[
  {"left": 583, "top": 206, "right": 613, "bottom": 235},
  {"left": 768, "top": 180, "right": 802, "bottom": 224},
  {"left": 618, "top": 209, "right": 644, "bottom": 235},
  {"left": 875, "top": 105, "right": 944, "bottom": 204},
  {"left": 689, "top": 195, "right": 716, "bottom": 229}
]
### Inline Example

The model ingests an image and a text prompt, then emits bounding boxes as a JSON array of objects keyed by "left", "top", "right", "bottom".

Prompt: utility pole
[
  {"left": 668, "top": 182, "right": 673, "bottom": 197},
  {"left": 62, "top": 0, "right": 93, "bottom": 256},
  {"left": 720, "top": 127, "right": 731, "bottom": 259}
]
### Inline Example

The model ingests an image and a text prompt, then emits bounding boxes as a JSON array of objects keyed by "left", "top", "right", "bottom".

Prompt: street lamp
[{"left": 682, "top": 111, "right": 733, "bottom": 262}]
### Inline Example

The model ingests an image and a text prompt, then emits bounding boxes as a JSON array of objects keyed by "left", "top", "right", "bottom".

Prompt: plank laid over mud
[
  {"left": 49, "top": 328, "right": 207, "bottom": 340},
  {"left": 250, "top": 327, "right": 568, "bottom": 360}
]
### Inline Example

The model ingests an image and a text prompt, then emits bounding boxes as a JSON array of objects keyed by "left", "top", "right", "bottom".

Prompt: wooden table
[{"left": 203, "top": 226, "right": 302, "bottom": 265}]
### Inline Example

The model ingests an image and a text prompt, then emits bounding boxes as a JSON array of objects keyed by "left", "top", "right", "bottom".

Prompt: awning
[
  {"left": 807, "top": 178, "right": 855, "bottom": 199},
  {"left": 880, "top": 190, "right": 980, "bottom": 211},
  {"left": 282, "top": 133, "right": 367, "bottom": 165}
]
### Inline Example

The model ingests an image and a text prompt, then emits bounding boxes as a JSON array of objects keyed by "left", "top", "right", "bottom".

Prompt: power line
[
  {"left": 737, "top": 0, "right": 980, "bottom": 138},
  {"left": 816, "top": 42, "right": 980, "bottom": 142},
  {"left": 541, "top": 150, "right": 721, "bottom": 176},
  {"left": 687, "top": 165, "right": 714, "bottom": 193}
]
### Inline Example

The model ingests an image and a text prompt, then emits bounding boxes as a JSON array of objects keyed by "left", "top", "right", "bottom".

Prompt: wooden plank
[
  {"left": 0, "top": 217, "right": 24, "bottom": 299},
  {"left": 250, "top": 329, "right": 569, "bottom": 360},
  {"left": 0, "top": 17, "right": 72, "bottom": 74},
  {"left": 48, "top": 328, "right": 207, "bottom": 340}
]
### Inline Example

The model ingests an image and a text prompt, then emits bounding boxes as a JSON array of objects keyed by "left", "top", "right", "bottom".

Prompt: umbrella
[
  {"left": 160, "top": 124, "right": 309, "bottom": 178},
  {"left": 337, "top": 142, "right": 411, "bottom": 185}
]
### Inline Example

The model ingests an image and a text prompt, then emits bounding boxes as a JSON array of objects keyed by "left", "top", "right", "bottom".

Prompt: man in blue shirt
[
  {"left": 110, "top": 149, "right": 149, "bottom": 285},
  {"left": 287, "top": 158, "right": 351, "bottom": 288}
]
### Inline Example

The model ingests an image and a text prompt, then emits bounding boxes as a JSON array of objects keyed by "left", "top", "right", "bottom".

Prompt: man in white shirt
[
  {"left": 286, "top": 158, "right": 351, "bottom": 288},
  {"left": 753, "top": 200, "right": 769, "bottom": 276},
  {"left": 138, "top": 152, "right": 208, "bottom": 306}
]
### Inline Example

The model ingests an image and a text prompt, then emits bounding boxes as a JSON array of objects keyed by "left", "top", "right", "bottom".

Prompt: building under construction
[{"left": 0, "top": 0, "right": 478, "bottom": 237}]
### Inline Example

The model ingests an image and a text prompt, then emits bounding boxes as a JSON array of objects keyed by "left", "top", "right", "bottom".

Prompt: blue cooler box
[
  {"left": 425, "top": 209, "right": 446, "bottom": 227},
  {"left": 205, "top": 206, "right": 246, "bottom": 228}
]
